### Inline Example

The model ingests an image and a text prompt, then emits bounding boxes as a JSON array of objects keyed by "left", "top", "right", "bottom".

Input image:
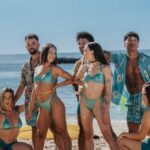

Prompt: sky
[{"left": 0, "top": 0, "right": 150, "bottom": 54}]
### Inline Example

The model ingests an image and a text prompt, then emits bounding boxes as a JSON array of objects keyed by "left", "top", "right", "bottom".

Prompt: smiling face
[
  {"left": 2, "top": 92, "right": 14, "bottom": 111},
  {"left": 47, "top": 47, "right": 57, "bottom": 64}
]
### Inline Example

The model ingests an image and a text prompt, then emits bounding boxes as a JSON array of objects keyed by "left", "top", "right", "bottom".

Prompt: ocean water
[{"left": 0, "top": 50, "right": 149, "bottom": 123}]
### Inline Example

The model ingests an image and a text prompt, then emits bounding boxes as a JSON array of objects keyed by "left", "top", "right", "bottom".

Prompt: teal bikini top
[
  {"left": 34, "top": 69, "right": 56, "bottom": 83},
  {"left": 84, "top": 64, "right": 105, "bottom": 84},
  {"left": 0, "top": 114, "right": 22, "bottom": 130},
  {"left": 84, "top": 71, "right": 105, "bottom": 84}
]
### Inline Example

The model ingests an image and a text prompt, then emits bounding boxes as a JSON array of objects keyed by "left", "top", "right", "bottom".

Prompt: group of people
[{"left": 0, "top": 31, "right": 150, "bottom": 150}]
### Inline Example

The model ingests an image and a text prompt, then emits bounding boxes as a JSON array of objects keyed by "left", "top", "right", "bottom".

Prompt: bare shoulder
[
  {"left": 102, "top": 65, "right": 112, "bottom": 75},
  {"left": 51, "top": 65, "right": 66, "bottom": 76},
  {"left": 51, "top": 65, "right": 62, "bottom": 72}
]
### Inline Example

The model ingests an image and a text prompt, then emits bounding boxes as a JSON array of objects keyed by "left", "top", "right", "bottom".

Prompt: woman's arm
[
  {"left": 103, "top": 66, "right": 112, "bottom": 113},
  {"left": 118, "top": 112, "right": 150, "bottom": 141},
  {"left": 74, "top": 80, "right": 84, "bottom": 86},
  {"left": 54, "top": 66, "right": 74, "bottom": 88},
  {"left": 101, "top": 66, "right": 112, "bottom": 124}
]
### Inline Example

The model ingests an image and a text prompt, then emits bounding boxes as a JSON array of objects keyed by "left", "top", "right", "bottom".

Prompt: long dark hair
[
  {"left": 40, "top": 43, "right": 57, "bottom": 65},
  {"left": 0, "top": 88, "right": 15, "bottom": 110},
  {"left": 143, "top": 82, "right": 150, "bottom": 104},
  {"left": 87, "top": 42, "right": 108, "bottom": 65}
]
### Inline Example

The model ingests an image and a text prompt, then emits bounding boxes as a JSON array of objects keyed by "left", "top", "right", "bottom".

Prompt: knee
[
  {"left": 55, "top": 126, "right": 66, "bottom": 135},
  {"left": 118, "top": 138, "right": 125, "bottom": 147},
  {"left": 24, "top": 144, "right": 33, "bottom": 150},
  {"left": 84, "top": 131, "right": 93, "bottom": 140},
  {"left": 37, "top": 129, "right": 47, "bottom": 139},
  {"left": 27, "top": 145, "right": 33, "bottom": 150}
]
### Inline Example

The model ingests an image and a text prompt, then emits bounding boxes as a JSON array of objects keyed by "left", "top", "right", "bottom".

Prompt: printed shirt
[
  {"left": 110, "top": 52, "right": 150, "bottom": 105},
  {"left": 20, "top": 57, "right": 40, "bottom": 103},
  {"left": 73, "top": 57, "right": 84, "bottom": 79}
]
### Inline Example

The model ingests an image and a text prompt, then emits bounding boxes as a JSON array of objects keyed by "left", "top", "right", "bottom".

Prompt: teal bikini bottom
[
  {"left": 38, "top": 94, "right": 57, "bottom": 112},
  {"left": 79, "top": 93, "right": 105, "bottom": 111},
  {"left": 0, "top": 139, "right": 17, "bottom": 150}
]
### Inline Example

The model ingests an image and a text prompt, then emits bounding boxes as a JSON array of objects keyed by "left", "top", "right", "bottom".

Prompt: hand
[
  {"left": 26, "top": 111, "right": 32, "bottom": 121},
  {"left": 74, "top": 80, "right": 82, "bottom": 85},
  {"left": 117, "top": 132, "right": 128, "bottom": 143}
]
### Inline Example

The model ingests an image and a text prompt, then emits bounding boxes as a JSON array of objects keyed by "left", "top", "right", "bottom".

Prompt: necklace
[{"left": 127, "top": 52, "right": 139, "bottom": 60}]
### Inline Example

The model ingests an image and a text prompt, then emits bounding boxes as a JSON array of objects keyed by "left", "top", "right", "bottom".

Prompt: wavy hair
[
  {"left": 87, "top": 42, "right": 108, "bottom": 65},
  {"left": 40, "top": 43, "right": 57, "bottom": 65}
]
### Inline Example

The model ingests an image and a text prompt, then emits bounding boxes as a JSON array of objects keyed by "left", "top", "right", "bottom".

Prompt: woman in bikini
[
  {"left": 74, "top": 42, "right": 118, "bottom": 150},
  {"left": 118, "top": 82, "right": 150, "bottom": 150},
  {"left": 27, "top": 43, "right": 72, "bottom": 150},
  {"left": 0, "top": 88, "right": 32, "bottom": 150}
]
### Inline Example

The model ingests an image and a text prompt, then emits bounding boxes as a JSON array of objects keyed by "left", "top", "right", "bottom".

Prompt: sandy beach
[{"left": 19, "top": 119, "right": 128, "bottom": 150}]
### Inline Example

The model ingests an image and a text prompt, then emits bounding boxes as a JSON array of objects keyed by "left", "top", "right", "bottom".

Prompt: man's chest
[{"left": 126, "top": 59, "right": 141, "bottom": 77}]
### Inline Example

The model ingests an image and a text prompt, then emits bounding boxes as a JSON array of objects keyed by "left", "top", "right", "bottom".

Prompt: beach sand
[{"left": 18, "top": 119, "right": 127, "bottom": 150}]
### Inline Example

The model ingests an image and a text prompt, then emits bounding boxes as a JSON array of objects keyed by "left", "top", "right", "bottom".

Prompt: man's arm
[
  {"left": 15, "top": 64, "right": 26, "bottom": 103},
  {"left": 15, "top": 83, "right": 25, "bottom": 103},
  {"left": 72, "top": 60, "right": 81, "bottom": 92},
  {"left": 103, "top": 50, "right": 111, "bottom": 65},
  {"left": 103, "top": 50, "right": 125, "bottom": 65}
]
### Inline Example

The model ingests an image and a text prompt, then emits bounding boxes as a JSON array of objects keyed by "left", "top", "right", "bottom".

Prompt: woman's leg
[
  {"left": 51, "top": 97, "right": 71, "bottom": 150},
  {"left": 35, "top": 108, "right": 49, "bottom": 150},
  {"left": 12, "top": 142, "right": 33, "bottom": 150},
  {"left": 49, "top": 116, "right": 63, "bottom": 149},
  {"left": 80, "top": 99, "right": 94, "bottom": 150},
  {"left": 93, "top": 102, "right": 119, "bottom": 150},
  {"left": 118, "top": 138, "right": 141, "bottom": 150},
  {"left": 77, "top": 109, "right": 86, "bottom": 150}
]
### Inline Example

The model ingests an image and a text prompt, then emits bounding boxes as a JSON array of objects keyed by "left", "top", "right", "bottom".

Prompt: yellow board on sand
[{"left": 18, "top": 124, "right": 79, "bottom": 140}]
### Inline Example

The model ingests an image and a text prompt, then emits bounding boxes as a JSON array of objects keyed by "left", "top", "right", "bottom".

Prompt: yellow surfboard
[{"left": 18, "top": 124, "right": 79, "bottom": 140}]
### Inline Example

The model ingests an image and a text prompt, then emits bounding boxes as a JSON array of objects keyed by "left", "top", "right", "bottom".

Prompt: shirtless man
[{"left": 104, "top": 31, "right": 150, "bottom": 133}]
